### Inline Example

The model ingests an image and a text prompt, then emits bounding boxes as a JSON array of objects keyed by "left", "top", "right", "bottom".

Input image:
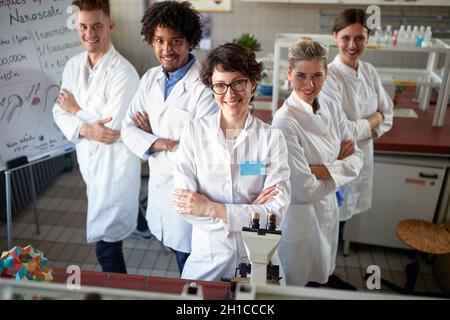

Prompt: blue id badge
[{"left": 240, "top": 161, "right": 266, "bottom": 176}]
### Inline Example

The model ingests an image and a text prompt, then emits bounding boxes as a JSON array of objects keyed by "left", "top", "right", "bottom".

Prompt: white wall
[{"left": 110, "top": 0, "right": 157, "bottom": 76}]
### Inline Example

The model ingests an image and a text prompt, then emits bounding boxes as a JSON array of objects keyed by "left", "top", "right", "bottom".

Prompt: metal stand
[
  {"left": 28, "top": 165, "right": 40, "bottom": 236},
  {"left": 5, "top": 170, "right": 12, "bottom": 249},
  {"left": 3, "top": 156, "right": 59, "bottom": 249},
  {"left": 5, "top": 164, "right": 40, "bottom": 249}
]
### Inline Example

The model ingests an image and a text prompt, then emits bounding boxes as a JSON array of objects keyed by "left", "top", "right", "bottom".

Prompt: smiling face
[
  {"left": 333, "top": 22, "right": 368, "bottom": 69},
  {"left": 211, "top": 68, "right": 255, "bottom": 121},
  {"left": 288, "top": 59, "right": 326, "bottom": 105},
  {"left": 77, "top": 10, "right": 114, "bottom": 60},
  {"left": 152, "top": 26, "right": 192, "bottom": 73}
]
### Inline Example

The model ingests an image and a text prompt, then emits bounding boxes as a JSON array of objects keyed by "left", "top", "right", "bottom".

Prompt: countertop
[{"left": 374, "top": 105, "right": 450, "bottom": 156}]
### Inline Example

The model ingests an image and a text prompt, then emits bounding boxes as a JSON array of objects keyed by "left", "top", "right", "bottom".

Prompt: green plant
[{"left": 232, "top": 33, "right": 261, "bottom": 52}]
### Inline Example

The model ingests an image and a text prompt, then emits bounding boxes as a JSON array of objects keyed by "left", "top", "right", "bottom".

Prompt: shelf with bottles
[
  {"left": 377, "top": 68, "right": 442, "bottom": 87},
  {"left": 272, "top": 32, "right": 450, "bottom": 127},
  {"left": 274, "top": 32, "right": 449, "bottom": 54},
  {"left": 370, "top": 25, "right": 445, "bottom": 51}
]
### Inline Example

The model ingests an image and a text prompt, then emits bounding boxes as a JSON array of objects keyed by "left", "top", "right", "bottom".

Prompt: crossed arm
[
  {"left": 56, "top": 89, "right": 120, "bottom": 144},
  {"left": 309, "top": 139, "right": 355, "bottom": 180},
  {"left": 173, "top": 186, "right": 279, "bottom": 223}
]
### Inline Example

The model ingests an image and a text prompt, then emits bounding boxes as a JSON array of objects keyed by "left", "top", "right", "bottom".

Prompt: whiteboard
[{"left": 0, "top": 1, "right": 84, "bottom": 171}]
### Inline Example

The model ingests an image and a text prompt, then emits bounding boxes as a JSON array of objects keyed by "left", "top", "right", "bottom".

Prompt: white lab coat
[
  {"left": 174, "top": 112, "right": 291, "bottom": 281},
  {"left": 121, "top": 61, "right": 218, "bottom": 253},
  {"left": 272, "top": 92, "right": 364, "bottom": 286},
  {"left": 52, "top": 45, "right": 141, "bottom": 243},
  {"left": 322, "top": 55, "right": 393, "bottom": 221}
]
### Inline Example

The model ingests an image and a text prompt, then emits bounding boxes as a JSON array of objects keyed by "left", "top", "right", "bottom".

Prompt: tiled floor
[
  {"left": 0, "top": 168, "right": 180, "bottom": 279},
  {"left": 0, "top": 168, "right": 448, "bottom": 297}
]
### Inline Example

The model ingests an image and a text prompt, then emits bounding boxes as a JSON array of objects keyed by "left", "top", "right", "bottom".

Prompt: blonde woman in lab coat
[
  {"left": 272, "top": 37, "right": 364, "bottom": 287},
  {"left": 322, "top": 9, "right": 393, "bottom": 229},
  {"left": 173, "top": 43, "right": 291, "bottom": 281}
]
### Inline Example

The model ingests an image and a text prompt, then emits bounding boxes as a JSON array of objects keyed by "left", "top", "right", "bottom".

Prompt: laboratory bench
[
  {"left": 374, "top": 102, "right": 450, "bottom": 155},
  {"left": 0, "top": 267, "right": 232, "bottom": 300}
]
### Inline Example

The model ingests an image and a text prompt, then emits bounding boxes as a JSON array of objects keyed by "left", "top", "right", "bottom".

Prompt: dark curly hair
[
  {"left": 141, "top": 1, "right": 202, "bottom": 49},
  {"left": 201, "top": 43, "right": 263, "bottom": 88},
  {"left": 72, "top": 0, "right": 110, "bottom": 17},
  {"left": 332, "top": 8, "right": 371, "bottom": 34}
]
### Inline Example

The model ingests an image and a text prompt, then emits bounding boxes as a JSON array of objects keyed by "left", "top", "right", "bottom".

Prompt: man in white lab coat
[
  {"left": 53, "top": 0, "right": 140, "bottom": 273},
  {"left": 121, "top": 1, "right": 218, "bottom": 273}
]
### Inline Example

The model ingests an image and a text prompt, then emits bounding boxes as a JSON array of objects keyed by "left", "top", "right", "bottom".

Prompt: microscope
[{"left": 239, "top": 212, "right": 282, "bottom": 285}]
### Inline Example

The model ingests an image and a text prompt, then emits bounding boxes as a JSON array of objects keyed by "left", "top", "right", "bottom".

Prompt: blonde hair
[{"left": 288, "top": 37, "right": 328, "bottom": 68}]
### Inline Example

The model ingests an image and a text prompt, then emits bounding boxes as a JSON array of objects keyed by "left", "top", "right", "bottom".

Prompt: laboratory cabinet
[{"left": 344, "top": 154, "right": 449, "bottom": 250}]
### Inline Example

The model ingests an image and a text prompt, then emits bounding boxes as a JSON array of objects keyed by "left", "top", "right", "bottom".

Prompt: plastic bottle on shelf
[
  {"left": 384, "top": 25, "right": 393, "bottom": 45},
  {"left": 374, "top": 28, "right": 383, "bottom": 45},
  {"left": 416, "top": 26, "right": 425, "bottom": 47},
  {"left": 398, "top": 25, "right": 406, "bottom": 45},
  {"left": 421, "top": 26, "right": 433, "bottom": 48},
  {"left": 411, "top": 26, "right": 419, "bottom": 45},
  {"left": 406, "top": 25, "right": 412, "bottom": 44},
  {"left": 392, "top": 30, "right": 398, "bottom": 47},
  {"left": 368, "top": 30, "right": 377, "bottom": 45}
]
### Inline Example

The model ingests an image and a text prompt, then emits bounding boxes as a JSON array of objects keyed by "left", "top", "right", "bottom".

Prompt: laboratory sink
[{"left": 394, "top": 108, "right": 419, "bottom": 118}]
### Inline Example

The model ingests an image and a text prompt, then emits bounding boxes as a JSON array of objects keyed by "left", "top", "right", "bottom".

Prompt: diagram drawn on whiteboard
[
  {"left": 0, "top": 0, "right": 84, "bottom": 171},
  {"left": 1, "top": 94, "right": 23, "bottom": 124}
]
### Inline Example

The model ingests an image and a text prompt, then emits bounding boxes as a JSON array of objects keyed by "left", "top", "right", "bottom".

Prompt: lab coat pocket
[
  {"left": 168, "top": 107, "right": 190, "bottom": 138},
  {"left": 89, "top": 93, "right": 107, "bottom": 117},
  {"left": 147, "top": 176, "right": 172, "bottom": 212},
  {"left": 361, "top": 88, "right": 378, "bottom": 115},
  {"left": 90, "top": 92, "right": 107, "bottom": 104},
  {"left": 209, "top": 228, "right": 231, "bottom": 263},
  {"left": 283, "top": 204, "right": 319, "bottom": 242},
  {"left": 239, "top": 172, "right": 265, "bottom": 198},
  {"left": 191, "top": 227, "right": 212, "bottom": 262}
]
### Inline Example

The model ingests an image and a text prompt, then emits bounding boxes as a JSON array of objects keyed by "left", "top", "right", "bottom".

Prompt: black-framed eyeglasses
[{"left": 210, "top": 79, "right": 249, "bottom": 95}]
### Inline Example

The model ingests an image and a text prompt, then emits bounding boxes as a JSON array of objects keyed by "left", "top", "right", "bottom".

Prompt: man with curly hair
[
  {"left": 53, "top": 0, "right": 140, "bottom": 273},
  {"left": 121, "top": 1, "right": 218, "bottom": 273}
]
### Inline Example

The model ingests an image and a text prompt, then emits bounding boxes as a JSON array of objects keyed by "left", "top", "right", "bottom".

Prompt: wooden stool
[
  {"left": 376, "top": 219, "right": 450, "bottom": 298},
  {"left": 396, "top": 219, "right": 450, "bottom": 255}
]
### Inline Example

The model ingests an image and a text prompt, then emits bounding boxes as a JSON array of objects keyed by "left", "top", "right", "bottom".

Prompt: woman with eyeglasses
[
  {"left": 172, "top": 43, "right": 291, "bottom": 281},
  {"left": 272, "top": 37, "right": 364, "bottom": 287},
  {"left": 322, "top": 9, "right": 393, "bottom": 234}
]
